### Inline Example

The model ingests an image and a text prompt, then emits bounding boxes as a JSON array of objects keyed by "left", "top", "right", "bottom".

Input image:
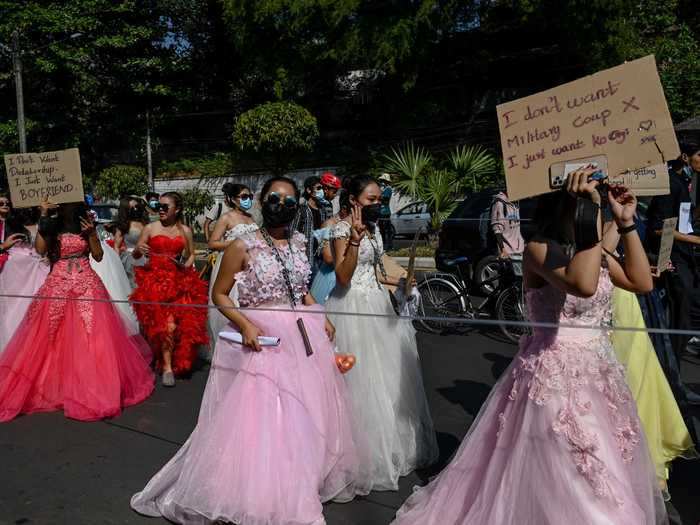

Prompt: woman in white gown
[
  {"left": 0, "top": 202, "right": 50, "bottom": 353},
  {"left": 326, "top": 175, "right": 438, "bottom": 492},
  {"left": 113, "top": 197, "right": 149, "bottom": 288},
  {"left": 89, "top": 221, "right": 141, "bottom": 336},
  {"left": 206, "top": 184, "right": 259, "bottom": 352}
]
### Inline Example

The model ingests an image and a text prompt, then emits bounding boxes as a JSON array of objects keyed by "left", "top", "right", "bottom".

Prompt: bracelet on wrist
[
  {"left": 617, "top": 224, "right": 637, "bottom": 235},
  {"left": 349, "top": 240, "right": 361, "bottom": 247}
]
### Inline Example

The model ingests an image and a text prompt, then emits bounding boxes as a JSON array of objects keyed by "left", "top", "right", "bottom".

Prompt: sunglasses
[
  {"left": 266, "top": 192, "right": 297, "bottom": 207},
  {"left": 0, "top": 201, "right": 10, "bottom": 207},
  {"left": 157, "top": 203, "right": 171, "bottom": 212},
  {"left": 237, "top": 193, "right": 253, "bottom": 200}
]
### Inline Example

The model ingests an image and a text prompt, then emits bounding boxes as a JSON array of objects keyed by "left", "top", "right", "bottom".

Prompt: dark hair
[
  {"left": 680, "top": 139, "right": 700, "bottom": 157},
  {"left": 259, "top": 176, "right": 300, "bottom": 204},
  {"left": 161, "top": 191, "right": 184, "bottom": 222},
  {"left": 12, "top": 206, "right": 40, "bottom": 227},
  {"left": 303, "top": 175, "right": 321, "bottom": 196},
  {"left": 0, "top": 195, "right": 31, "bottom": 239},
  {"left": 532, "top": 190, "right": 577, "bottom": 245},
  {"left": 223, "top": 183, "right": 250, "bottom": 200},
  {"left": 339, "top": 174, "right": 379, "bottom": 210},
  {"left": 39, "top": 201, "right": 89, "bottom": 264},
  {"left": 145, "top": 191, "right": 159, "bottom": 201},
  {"left": 116, "top": 196, "right": 148, "bottom": 234}
]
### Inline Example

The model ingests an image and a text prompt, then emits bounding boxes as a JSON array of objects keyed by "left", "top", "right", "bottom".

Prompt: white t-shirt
[{"left": 204, "top": 201, "right": 233, "bottom": 222}]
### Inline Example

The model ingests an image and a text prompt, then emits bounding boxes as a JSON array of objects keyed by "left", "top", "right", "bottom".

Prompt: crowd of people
[{"left": 0, "top": 142, "right": 699, "bottom": 523}]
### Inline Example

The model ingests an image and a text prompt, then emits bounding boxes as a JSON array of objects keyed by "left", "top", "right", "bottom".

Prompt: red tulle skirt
[
  {"left": 131, "top": 258, "right": 209, "bottom": 376},
  {"left": 0, "top": 295, "right": 154, "bottom": 422}
]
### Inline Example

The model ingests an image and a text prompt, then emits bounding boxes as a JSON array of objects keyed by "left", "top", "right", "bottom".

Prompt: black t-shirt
[{"left": 646, "top": 168, "right": 695, "bottom": 266}]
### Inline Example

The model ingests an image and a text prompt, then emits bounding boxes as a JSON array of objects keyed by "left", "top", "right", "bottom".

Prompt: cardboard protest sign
[
  {"left": 497, "top": 55, "right": 678, "bottom": 201},
  {"left": 655, "top": 217, "right": 677, "bottom": 276},
  {"left": 4, "top": 148, "right": 84, "bottom": 208},
  {"left": 405, "top": 229, "right": 421, "bottom": 296}
]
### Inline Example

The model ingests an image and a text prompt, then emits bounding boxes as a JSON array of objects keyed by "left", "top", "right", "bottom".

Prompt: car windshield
[{"left": 450, "top": 193, "right": 495, "bottom": 219}]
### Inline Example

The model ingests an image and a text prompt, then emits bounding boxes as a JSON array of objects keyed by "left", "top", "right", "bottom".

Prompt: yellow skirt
[{"left": 611, "top": 287, "right": 695, "bottom": 482}]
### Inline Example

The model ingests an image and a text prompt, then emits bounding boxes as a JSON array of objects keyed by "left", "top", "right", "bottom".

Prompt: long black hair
[
  {"left": 116, "top": 196, "right": 148, "bottom": 234},
  {"left": 532, "top": 190, "right": 577, "bottom": 246},
  {"left": 0, "top": 193, "right": 30, "bottom": 239},
  {"left": 339, "top": 174, "right": 379, "bottom": 210},
  {"left": 38, "top": 201, "right": 89, "bottom": 264}
]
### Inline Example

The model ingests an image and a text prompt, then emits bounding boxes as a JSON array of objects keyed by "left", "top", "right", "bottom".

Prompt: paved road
[{"left": 2, "top": 328, "right": 699, "bottom": 525}]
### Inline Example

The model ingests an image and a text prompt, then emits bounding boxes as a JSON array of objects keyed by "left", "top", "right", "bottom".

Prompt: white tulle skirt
[
  {"left": 0, "top": 245, "right": 50, "bottom": 353},
  {"left": 326, "top": 284, "right": 439, "bottom": 492},
  {"left": 205, "top": 253, "right": 240, "bottom": 360},
  {"left": 90, "top": 241, "right": 140, "bottom": 336}
]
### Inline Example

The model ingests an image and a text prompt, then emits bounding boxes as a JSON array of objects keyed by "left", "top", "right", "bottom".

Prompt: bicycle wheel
[
  {"left": 495, "top": 284, "right": 529, "bottom": 343},
  {"left": 416, "top": 276, "right": 467, "bottom": 334}
]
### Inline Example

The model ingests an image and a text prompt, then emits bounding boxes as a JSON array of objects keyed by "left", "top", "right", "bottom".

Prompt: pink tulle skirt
[
  {"left": 0, "top": 293, "right": 154, "bottom": 422},
  {"left": 131, "top": 305, "right": 363, "bottom": 525},
  {"left": 393, "top": 332, "right": 668, "bottom": 525}
]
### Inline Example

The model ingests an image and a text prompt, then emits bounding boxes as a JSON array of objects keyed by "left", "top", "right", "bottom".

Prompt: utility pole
[
  {"left": 146, "top": 111, "right": 153, "bottom": 190},
  {"left": 11, "top": 30, "right": 27, "bottom": 153}
]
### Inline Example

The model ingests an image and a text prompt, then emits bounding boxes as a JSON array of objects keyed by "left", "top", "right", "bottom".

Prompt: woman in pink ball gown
[
  {"left": 131, "top": 176, "right": 364, "bottom": 524},
  {"left": 0, "top": 199, "right": 154, "bottom": 422},
  {"left": 393, "top": 170, "right": 668, "bottom": 525}
]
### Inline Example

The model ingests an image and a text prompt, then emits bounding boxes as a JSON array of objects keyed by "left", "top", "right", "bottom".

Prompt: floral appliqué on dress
[
  {"left": 27, "top": 233, "right": 109, "bottom": 337},
  {"left": 235, "top": 232, "right": 310, "bottom": 307},
  {"left": 497, "top": 270, "right": 640, "bottom": 507}
]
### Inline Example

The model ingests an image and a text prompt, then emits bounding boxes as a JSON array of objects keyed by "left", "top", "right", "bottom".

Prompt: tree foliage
[
  {"left": 94, "top": 164, "right": 148, "bottom": 200},
  {"left": 383, "top": 142, "right": 500, "bottom": 230},
  {"left": 181, "top": 186, "right": 214, "bottom": 227},
  {"left": 233, "top": 101, "right": 319, "bottom": 174}
]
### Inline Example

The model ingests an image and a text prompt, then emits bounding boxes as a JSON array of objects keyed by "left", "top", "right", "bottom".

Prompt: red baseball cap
[{"left": 320, "top": 172, "right": 341, "bottom": 188}]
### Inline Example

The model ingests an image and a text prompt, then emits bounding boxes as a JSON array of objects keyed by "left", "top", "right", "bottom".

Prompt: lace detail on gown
[
  {"left": 235, "top": 232, "right": 310, "bottom": 307},
  {"left": 223, "top": 222, "right": 259, "bottom": 241},
  {"left": 330, "top": 220, "right": 382, "bottom": 292},
  {"left": 27, "top": 233, "right": 108, "bottom": 336},
  {"left": 498, "top": 270, "right": 640, "bottom": 506}
]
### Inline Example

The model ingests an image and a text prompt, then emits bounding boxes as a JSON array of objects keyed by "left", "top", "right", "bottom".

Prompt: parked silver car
[{"left": 391, "top": 201, "right": 431, "bottom": 238}]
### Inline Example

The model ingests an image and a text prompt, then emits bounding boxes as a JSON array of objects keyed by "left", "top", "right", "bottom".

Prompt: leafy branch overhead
[{"left": 233, "top": 101, "right": 319, "bottom": 175}]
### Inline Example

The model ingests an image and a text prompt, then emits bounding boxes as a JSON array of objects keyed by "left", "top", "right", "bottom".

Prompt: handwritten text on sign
[
  {"left": 497, "top": 55, "right": 678, "bottom": 201},
  {"left": 4, "top": 148, "right": 84, "bottom": 208}
]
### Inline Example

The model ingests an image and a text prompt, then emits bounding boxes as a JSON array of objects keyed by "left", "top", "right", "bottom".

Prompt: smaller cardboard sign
[
  {"left": 4, "top": 148, "right": 84, "bottom": 208},
  {"left": 655, "top": 217, "right": 677, "bottom": 276},
  {"left": 382, "top": 254, "right": 407, "bottom": 295},
  {"left": 405, "top": 229, "right": 421, "bottom": 296},
  {"left": 497, "top": 55, "right": 678, "bottom": 201}
]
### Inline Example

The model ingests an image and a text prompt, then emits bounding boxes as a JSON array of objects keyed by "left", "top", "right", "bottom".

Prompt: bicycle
[{"left": 416, "top": 255, "right": 528, "bottom": 343}]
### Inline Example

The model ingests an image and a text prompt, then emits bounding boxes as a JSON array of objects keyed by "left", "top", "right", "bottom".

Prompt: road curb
[{"left": 392, "top": 256, "right": 436, "bottom": 271}]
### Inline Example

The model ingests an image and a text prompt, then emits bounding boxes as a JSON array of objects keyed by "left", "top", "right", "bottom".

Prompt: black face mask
[
  {"left": 128, "top": 208, "right": 142, "bottom": 220},
  {"left": 262, "top": 200, "right": 298, "bottom": 228},
  {"left": 361, "top": 203, "right": 382, "bottom": 224}
]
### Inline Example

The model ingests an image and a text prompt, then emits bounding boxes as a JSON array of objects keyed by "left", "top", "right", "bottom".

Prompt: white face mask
[{"left": 314, "top": 189, "right": 327, "bottom": 203}]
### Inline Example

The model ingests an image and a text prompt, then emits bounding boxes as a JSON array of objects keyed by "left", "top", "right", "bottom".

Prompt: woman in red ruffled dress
[
  {"left": 131, "top": 192, "right": 208, "bottom": 387},
  {"left": 0, "top": 198, "right": 154, "bottom": 422}
]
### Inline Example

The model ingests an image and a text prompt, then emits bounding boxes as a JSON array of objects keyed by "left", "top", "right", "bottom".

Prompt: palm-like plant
[
  {"left": 382, "top": 142, "right": 432, "bottom": 200},
  {"left": 418, "top": 169, "right": 462, "bottom": 231},
  {"left": 449, "top": 144, "right": 497, "bottom": 193}
]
